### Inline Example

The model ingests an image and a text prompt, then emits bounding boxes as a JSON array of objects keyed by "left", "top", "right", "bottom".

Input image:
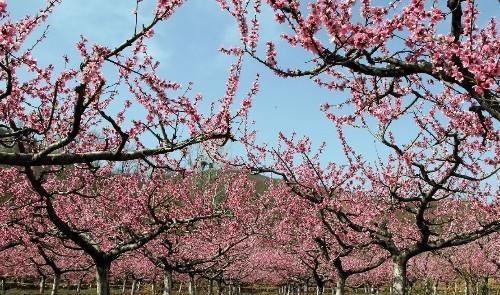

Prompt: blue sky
[{"left": 7, "top": 0, "right": 500, "bottom": 165}]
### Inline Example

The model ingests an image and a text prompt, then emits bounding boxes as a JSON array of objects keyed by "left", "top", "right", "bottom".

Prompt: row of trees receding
[{"left": 0, "top": 0, "right": 498, "bottom": 295}]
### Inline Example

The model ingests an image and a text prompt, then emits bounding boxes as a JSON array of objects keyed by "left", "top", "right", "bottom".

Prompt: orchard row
[{"left": 0, "top": 1, "right": 498, "bottom": 295}]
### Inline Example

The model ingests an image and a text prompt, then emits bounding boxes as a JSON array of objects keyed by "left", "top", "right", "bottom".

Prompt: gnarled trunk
[
  {"left": 163, "top": 270, "right": 173, "bottom": 295},
  {"left": 96, "top": 262, "right": 111, "bottom": 295},
  {"left": 392, "top": 257, "right": 408, "bottom": 295}
]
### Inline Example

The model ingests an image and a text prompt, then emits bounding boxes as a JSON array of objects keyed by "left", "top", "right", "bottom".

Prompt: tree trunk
[
  {"left": 152, "top": 281, "right": 156, "bottom": 295},
  {"left": 77, "top": 278, "right": 83, "bottom": 294},
  {"left": 131, "top": 280, "right": 137, "bottom": 295},
  {"left": 480, "top": 277, "right": 489, "bottom": 295},
  {"left": 433, "top": 281, "right": 439, "bottom": 295},
  {"left": 208, "top": 279, "right": 213, "bottom": 295},
  {"left": 50, "top": 273, "right": 60, "bottom": 295},
  {"left": 335, "top": 276, "right": 346, "bottom": 295},
  {"left": 1, "top": 278, "right": 5, "bottom": 295},
  {"left": 39, "top": 276, "right": 46, "bottom": 294},
  {"left": 408, "top": 281, "right": 414, "bottom": 295},
  {"left": 216, "top": 278, "right": 222, "bottom": 295},
  {"left": 189, "top": 274, "right": 197, "bottom": 295},
  {"left": 179, "top": 282, "right": 183, "bottom": 294},
  {"left": 163, "top": 270, "right": 173, "bottom": 295},
  {"left": 392, "top": 257, "right": 408, "bottom": 295},
  {"left": 424, "top": 280, "right": 431, "bottom": 295},
  {"left": 465, "top": 279, "right": 471, "bottom": 295},
  {"left": 96, "top": 262, "right": 111, "bottom": 295},
  {"left": 122, "top": 276, "right": 127, "bottom": 295}
]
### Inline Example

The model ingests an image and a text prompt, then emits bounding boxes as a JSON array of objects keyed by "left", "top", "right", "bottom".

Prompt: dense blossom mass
[{"left": 0, "top": 1, "right": 498, "bottom": 295}]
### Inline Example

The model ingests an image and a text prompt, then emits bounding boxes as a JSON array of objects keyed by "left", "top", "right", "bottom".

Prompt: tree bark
[
  {"left": 1, "top": 278, "right": 5, "bottom": 295},
  {"left": 131, "top": 280, "right": 137, "bottom": 295},
  {"left": 392, "top": 257, "right": 408, "bottom": 295},
  {"left": 50, "top": 273, "right": 60, "bottom": 295},
  {"left": 163, "top": 270, "right": 173, "bottom": 295},
  {"left": 96, "top": 262, "right": 111, "bottom": 295},
  {"left": 424, "top": 280, "right": 431, "bottom": 295},
  {"left": 208, "top": 278, "right": 213, "bottom": 295},
  {"left": 122, "top": 276, "right": 128, "bottom": 295},
  {"left": 335, "top": 276, "right": 346, "bottom": 295},
  {"left": 480, "top": 276, "right": 489, "bottom": 295},
  {"left": 39, "top": 276, "right": 46, "bottom": 294},
  {"left": 77, "top": 278, "right": 83, "bottom": 294},
  {"left": 433, "top": 281, "right": 439, "bottom": 295},
  {"left": 189, "top": 274, "right": 197, "bottom": 295},
  {"left": 465, "top": 279, "right": 471, "bottom": 295},
  {"left": 216, "top": 278, "right": 222, "bottom": 295}
]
